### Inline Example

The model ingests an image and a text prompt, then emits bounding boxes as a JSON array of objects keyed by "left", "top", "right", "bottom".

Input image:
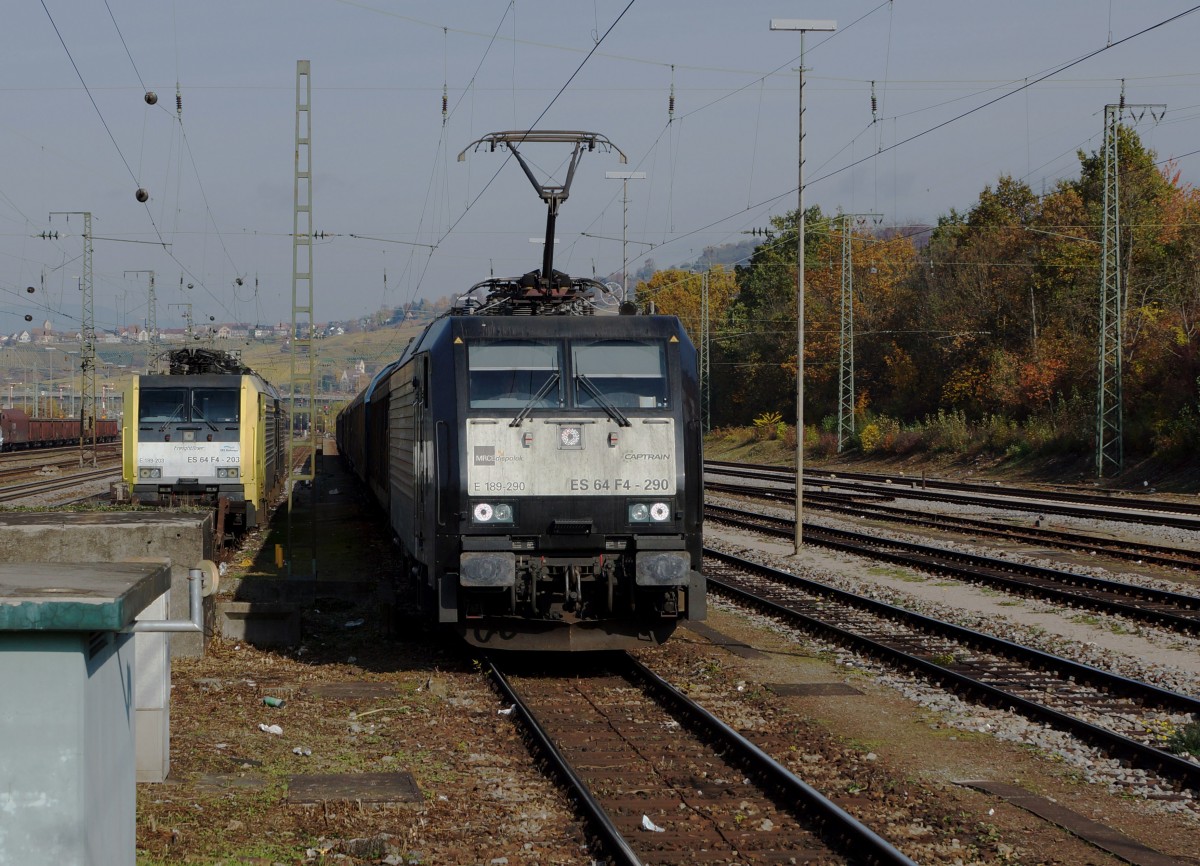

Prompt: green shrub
[
  {"left": 924, "top": 409, "right": 974, "bottom": 452},
  {"left": 860, "top": 422, "right": 884, "bottom": 454},
  {"left": 1168, "top": 717, "right": 1200, "bottom": 757},
  {"left": 1153, "top": 404, "right": 1200, "bottom": 460},
  {"left": 753, "top": 411, "right": 784, "bottom": 441}
]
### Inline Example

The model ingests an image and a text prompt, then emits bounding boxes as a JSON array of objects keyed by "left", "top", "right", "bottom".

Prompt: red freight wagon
[{"left": 0, "top": 408, "right": 120, "bottom": 451}]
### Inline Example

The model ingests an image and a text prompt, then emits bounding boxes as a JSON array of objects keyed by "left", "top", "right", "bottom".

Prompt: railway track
[
  {"left": 0, "top": 466, "right": 120, "bottom": 504},
  {"left": 706, "top": 502, "right": 1200, "bottom": 634},
  {"left": 706, "top": 460, "right": 1200, "bottom": 531},
  {"left": 707, "top": 480, "right": 1200, "bottom": 572},
  {"left": 0, "top": 454, "right": 121, "bottom": 485},
  {"left": 488, "top": 653, "right": 917, "bottom": 866},
  {"left": 703, "top": 548, "right": 1200, "bottom": 795}
]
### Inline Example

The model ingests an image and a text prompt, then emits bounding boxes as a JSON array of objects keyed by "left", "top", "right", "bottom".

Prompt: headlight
[
  {"left": 629, "top": 501, "right": 672, "bottom": 523},
  {"left": 472, "top": 502, "right": 514, "bottom": 524},
  {"left": 138, "top": 467, "right": 161, "bottom": 479},
  {"left": 217, "top": 467, "right": 240, "bottom": 479}
]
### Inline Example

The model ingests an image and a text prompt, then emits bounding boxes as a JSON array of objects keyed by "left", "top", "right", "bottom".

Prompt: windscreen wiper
[
  {"left": 157, "top": 404, "right": 185, "bottom": 432},
  {"left": 509, "top": 373, "right": 560, "bottom": 427},
  {"left": 575, "top": 374, "right": 630, "bottom": 427},
  {"left": 191, "top": 406, "right": 220, "bottom": 432}
]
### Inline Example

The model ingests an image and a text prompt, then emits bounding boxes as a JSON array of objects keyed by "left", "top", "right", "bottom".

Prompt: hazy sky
[{"left": 2, "top": 1, "right": 1198, "bottom": 337}]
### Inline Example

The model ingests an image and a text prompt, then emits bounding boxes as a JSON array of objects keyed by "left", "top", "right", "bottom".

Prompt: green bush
[
  {"left": 1153, "top": 404, "right": 1200, "bottom": 460},
  {"left": 753, "top": 411, "right": 784, "bottom": 441},
  {"left": 924, "top": 409, "right": 974, "bottom": 452},
  {"left": 859, "top": 422, "right": 884, "bottom": 454}
]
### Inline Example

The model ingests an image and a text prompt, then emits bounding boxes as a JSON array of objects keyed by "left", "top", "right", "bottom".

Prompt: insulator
[
  {"left": 145, "top": 91, "right": 158, "bottom": 105},
  {"left": 176, "top": 92, "right": 182, "bottom": 114},
  {"left": 135, "top": 188, "right": 149, "bottom": 203},
  {"left": 26, "top": 286, "right": 35, "bottom": 294},
  {"left": 24, "top": 314, "right": 33, "bottom": 322},
  {"left": 668, "top": 67, "right": 676, "bottom": 120}
]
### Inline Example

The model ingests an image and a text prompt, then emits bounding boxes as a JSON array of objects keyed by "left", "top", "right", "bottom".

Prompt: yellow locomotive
[{"left": 122, "top": 349, "right": 288, "bottom": 530}]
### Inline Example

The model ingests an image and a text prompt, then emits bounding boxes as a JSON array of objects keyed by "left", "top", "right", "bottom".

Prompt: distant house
[{"left": 17, "top": 330, "right": 32, "bottom": 344}]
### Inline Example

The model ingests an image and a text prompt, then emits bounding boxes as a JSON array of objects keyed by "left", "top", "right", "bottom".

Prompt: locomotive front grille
[{"left": 551, "top": 518, "right": 592, "bottom": 534}]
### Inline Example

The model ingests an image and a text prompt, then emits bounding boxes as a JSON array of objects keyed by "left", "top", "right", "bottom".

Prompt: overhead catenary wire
[{"left": 39, "top": 0, "right": 246, "bottom": 330}]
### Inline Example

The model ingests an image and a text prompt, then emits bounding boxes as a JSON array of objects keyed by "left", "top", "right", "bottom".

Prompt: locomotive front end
[{"left": 447, "top": 317, "right": 704, "bottom": 650}]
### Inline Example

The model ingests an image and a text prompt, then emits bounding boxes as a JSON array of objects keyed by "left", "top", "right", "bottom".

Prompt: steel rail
[
  {"left": 707, "top": 504, "right": 1200, "bottom": 633},
  {"left": 706, "top": 460, "right": 1200, "bottom": 529},
  {"left": 489, "top": 655, "right": 919, "bottom": 866},
  {"left": 0, "top": 467, "right": 119, "bottom": 503},
  {"left": 485, "top": 658, "right": 644, "bottom": 866},
  {"left": 623, "top": 654, "right": 920, "bottom": 866},
  {"left": 704, "top": 548, "right": 1200, "bottom": 791},
  {"left": 708, "top": 458, "right": 1200, "bottom": 518},
  {"left": 707, "top": 479, "right": 1200, "bottom": 571}
]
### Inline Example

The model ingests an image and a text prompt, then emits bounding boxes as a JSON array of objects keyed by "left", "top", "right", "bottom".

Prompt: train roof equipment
[
  {"left": 162, "top": 347, "right": 252, "bottom": 376},
  {"left": 457, "top": 130, "right": 630, "bottom": 317}
]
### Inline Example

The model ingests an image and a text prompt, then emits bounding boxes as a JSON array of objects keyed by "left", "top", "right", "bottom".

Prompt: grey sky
[{"left": 2, "top": 1, "right": 1197, "bottom": 337}]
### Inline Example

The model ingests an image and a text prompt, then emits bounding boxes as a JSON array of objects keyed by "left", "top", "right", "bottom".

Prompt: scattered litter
[
  {"left": 262, "top": 696, "right": 285, "bottom": 708},
  {"left": 347, "top": 656, "right": 358, "bottom": 663},
  {"left": 352, "top": 707, "right": 398, "bottom": 720},
  {"left": 497, "top": 705, "right": 516, "bottom": 716},
  {"left": 258, "top": 723, "right": 283, "bottom": 736},
  {"left": 328, "top": 488, "right": 339, "bottom": 495},
  {"left": 437, "top": 795, "right": 449, "bottom": 802},
  {"left": 344, "top": 618, "right": 365, "bottom": 628},
  {"left": 640, "top": 815, "right": 665, "bottom": 833},
  {"left": 214, "top": 743, "right": 228, "bottom": 750},
  {"left": 292, "top": 746, "right": 312, "bottom": 757},
  {"left": 218, "top": 562, "right": 228, "bottom": 576}
]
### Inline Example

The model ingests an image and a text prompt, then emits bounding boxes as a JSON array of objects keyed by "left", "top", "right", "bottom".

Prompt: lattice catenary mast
[
  {"left": 1095, "top": 89, "right": 1164, "bottom": 478},
  {"left": 49, "top": 211, "right": 96, "bottom": 466},
  {"left": 837, "top": 212, "right": 881, "bottom": 453},
  {"left": 287, "top": 59, "right": 318, "bottom": 578}
]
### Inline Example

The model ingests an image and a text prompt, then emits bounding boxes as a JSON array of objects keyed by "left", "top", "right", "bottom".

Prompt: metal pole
[
  {"left": 622, "top": 178, "right": 628, "bottom": 300},
  {"left": 605, "top": 171, "right": 646, "bottom": 304},
  {"left": 795, "top": 36, "right": 805, "bottom": 552},
  {"left": 770, "top": 17, "right": 836, "bottom": 553}
]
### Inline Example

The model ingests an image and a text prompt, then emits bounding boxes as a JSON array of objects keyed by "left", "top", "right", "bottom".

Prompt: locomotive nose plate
[{"left": 467, "top": 417, "right": 676, "bottom": 497}]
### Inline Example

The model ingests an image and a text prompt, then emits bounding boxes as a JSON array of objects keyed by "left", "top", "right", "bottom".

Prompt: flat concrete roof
[{"left": 0, "top": 562, "right": 171, "bottom": 631}]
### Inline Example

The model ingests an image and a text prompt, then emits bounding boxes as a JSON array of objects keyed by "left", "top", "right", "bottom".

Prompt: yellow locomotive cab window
[
  {"left": 192, "top": 389, "right": 240, "bottom": 424},
  {"left": 139, "top": 388, "right": 187, "bottom": 423}
]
